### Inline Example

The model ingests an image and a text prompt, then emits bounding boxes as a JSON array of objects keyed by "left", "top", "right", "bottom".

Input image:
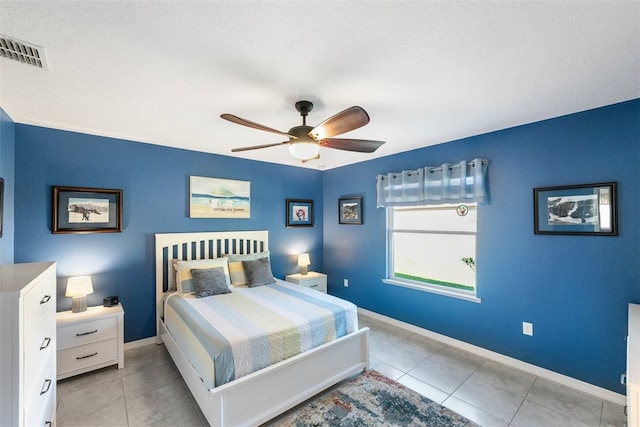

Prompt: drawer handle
[
  {"left": 40, "top": 295, "right": 51, "bottom": 304},
  {"left": 39, "top": 337, "right": 52, "bottom": 350},
  {"left": 76, "top": 352, "right": 98, "bottom": 360},
  {"left": 45, "top": 422, "right": 53, "bottom": 427},
  {"left": 76, "top": 329, "right": 98, "bottom": 337},
  {"left": 40, "top": 379, "right": 52, "bottom": 395},
  {"left": 310, "top": 284, "right": 318, "bottom": 287}
]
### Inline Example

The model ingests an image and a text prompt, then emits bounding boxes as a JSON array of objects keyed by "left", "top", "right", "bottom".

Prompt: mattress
[{"left": 164, "top": 279, "right": 358, "bottom": 389}]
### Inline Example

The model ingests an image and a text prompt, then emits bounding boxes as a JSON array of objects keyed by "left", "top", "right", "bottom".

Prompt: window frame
[{"left": 383, "top": 204, "right": 482, "bottom": 303}]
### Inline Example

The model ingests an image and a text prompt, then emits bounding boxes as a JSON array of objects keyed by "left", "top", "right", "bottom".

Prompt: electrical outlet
[
  {"left": 343, "top": 279, "right": 349, "bottom": 287},
  {"left": 522, "top": 322, "right": 533, "bottom": 336}
]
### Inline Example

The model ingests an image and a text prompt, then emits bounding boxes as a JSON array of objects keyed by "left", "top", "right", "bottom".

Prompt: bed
[{"left": 155, "top": 230, "right": 369, "bottom": 427}]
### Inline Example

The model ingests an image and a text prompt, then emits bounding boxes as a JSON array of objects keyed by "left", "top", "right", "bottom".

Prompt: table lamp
[
  {"left": 66, "top": 275, "right": 94, "bottom": 313},
  {"left": 298, "top": 253, "right": 311, "bottom": 275}
]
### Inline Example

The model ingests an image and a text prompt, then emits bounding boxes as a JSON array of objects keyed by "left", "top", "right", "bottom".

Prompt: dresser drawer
[
  {"left": 58, "top": 316, "right": 117, "bottom": 350},
  {"left": 25, "top": 352, "right": 55, "bottom": 425},
  {"left": 23, "top": 272, "right": 55, "bottom": 340},
  {"left": 25, "top": 377, "right": 55, "bottom": 427},
  {"left": 58, "top": 338, "right": 118, "bottom": 375},
  {"left": 24, "top": 312, "right": 56, "bottom": 394}
]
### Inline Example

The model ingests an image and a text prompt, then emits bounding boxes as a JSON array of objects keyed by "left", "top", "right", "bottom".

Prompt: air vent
[{"left": 0, "top": 35, "right": 48, "bottom": 70}]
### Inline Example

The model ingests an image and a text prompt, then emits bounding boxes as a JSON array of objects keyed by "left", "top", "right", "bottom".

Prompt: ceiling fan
[{"left": 221, "top": 101, "right": 385, "bottom": 162}]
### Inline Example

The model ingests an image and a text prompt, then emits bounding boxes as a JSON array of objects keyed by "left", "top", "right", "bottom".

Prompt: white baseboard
[
  {"left": 358, "top": 308, "right": 626, "bottom": 406},
  {"left": 124, "top": 336, "right": 157, "bottom": 351}
]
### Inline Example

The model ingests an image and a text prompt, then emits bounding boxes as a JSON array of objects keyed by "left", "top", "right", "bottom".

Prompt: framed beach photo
[
  {"left": 339, "top": 196, "right": 363, "bottom": 225},
  {"left": 286, "top": 199, "right": 313, "bottom": 227},
  {"left": 190, "top": 176, "right": 250, "bottom": 219},
  {"left": 52, "top": 186, "right": 123, "bottom": 234},
  {"left": 533, "top": 182, "right": 617, "bottom": 236}
]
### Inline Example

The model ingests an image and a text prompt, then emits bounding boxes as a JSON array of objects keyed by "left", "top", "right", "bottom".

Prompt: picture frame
[
  {"left": 339, "top": 196, "right": 363, "bottom": 225},
  {"left": 190, "top": 176, "right": 250, "bottom": 219},
  {"left": 533, "top": 182, "right": 617, "bottom": 236},
  {"left": 52, "top": 186, "right": 123, "bottom": 234},
  {"left": 286, "top": 199, "right": 313, "bottom": 227},
  {"left": 0, "top": 177, "right": 4, "bottom": 238}
]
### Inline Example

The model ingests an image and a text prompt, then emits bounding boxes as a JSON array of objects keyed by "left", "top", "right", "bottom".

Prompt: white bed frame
[{"left": 155, "top": 230, "right": 369, "bottom": 427}]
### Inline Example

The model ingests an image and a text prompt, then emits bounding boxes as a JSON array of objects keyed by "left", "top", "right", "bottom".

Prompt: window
[{"left": 385, "top": 203, "right": 480, "bottom": 302}]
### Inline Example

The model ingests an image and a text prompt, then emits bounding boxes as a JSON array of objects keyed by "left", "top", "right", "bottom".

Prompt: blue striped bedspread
[{"left": 165, "top": 280, "right": 358, "bottom": 388}]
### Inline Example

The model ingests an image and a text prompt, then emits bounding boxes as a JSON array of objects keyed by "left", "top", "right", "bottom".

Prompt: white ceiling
[{"left": 1, "top": 1, "right": 638, "bottom": 170}]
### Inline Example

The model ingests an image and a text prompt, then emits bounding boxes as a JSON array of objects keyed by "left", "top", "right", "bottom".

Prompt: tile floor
[
  {"left": 360, "top": 315, "right": 626, "bottom": 427},
  {"left": 56, "top": 314, "right": 627, "bottom": 426}
]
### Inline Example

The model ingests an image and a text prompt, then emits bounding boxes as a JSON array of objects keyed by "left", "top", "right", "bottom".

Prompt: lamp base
[
  {"left": 71, "top": 295, "right": 88, "bottom": 313},
  {"left": 300, "top": 266, "right": 308, "bottom": 275}
]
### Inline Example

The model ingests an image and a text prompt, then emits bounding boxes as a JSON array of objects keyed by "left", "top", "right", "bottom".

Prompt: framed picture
[
  {"left": 286, "top": 199, "right": 313, "bottom": 227},
  {"left": 0, "top": 177, "right": 4, "bottom": 238},
  {"left": 533, "top": 182, "right": 617, "bottom": 236},
  {"left": 52, "top": 186, "right": 123, "bottom": 234},
  {"left": 190, "top": 176, "right": 250, "bottom": 218},
  {"left": 339, "top": 196, "right": 363, "bottom": 225}
]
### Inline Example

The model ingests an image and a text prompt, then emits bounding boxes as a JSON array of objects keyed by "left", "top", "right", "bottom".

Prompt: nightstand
[
  {"left": 56, "top": 303, "right": 124, "bottom": 380},
  {"left": 285, "top": 272, "right": 327, "bottom": 293}
]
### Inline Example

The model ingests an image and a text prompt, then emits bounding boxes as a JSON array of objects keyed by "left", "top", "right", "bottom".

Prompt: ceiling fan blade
[
  {"left": 231, "top": 141, "right": 289, "bottom": 152},
  {"left": 221, "top": 114, "right": 296, "bottom": 138},
  {"left": 309, "top": 106, "right": 370, "bottom": 140},
  {"left": 319, "top": 138, "right": 385, "bottom": 153}
]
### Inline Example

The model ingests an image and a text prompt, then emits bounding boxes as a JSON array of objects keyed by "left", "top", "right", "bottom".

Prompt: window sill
[{"left": 382, "top": 278, "right": 482, "bottom": 303}]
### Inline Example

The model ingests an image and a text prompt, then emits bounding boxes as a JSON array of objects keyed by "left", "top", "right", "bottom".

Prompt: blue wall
[
  {"left": 14, "top": 126, "right": 324, "bottom": 343},
  {"left": 322, "top": 99, "right": 640, "bottom": 393},
  {"left": 0, "top": 108, "right": 15, "bottom": 264}
]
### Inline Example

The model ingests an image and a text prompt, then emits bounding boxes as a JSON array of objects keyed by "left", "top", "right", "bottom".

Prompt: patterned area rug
[{"left": 266, "top": 370, "right": 478, "bottom": 426}]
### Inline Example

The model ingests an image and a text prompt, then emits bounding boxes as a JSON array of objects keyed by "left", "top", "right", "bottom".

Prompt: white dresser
[
  {"left": 628, "top": 303, "right": 640, "bottom": 427},
  {"left": 0, "top": 261, "right": 57, "bottom": 427}
]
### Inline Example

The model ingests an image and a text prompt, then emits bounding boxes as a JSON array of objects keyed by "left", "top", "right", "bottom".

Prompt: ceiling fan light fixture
[{"left": 289, "top": 141, "right": 320, "bottom": 161}]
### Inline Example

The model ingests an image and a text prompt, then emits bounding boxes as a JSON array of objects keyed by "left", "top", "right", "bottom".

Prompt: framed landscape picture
[
  {"left": 339, "top": 196, "right": 363, "bottom": 225},
  {"left": 533, "top": 182, "right": 617, "bottom": 236},
  {"left": 190, "top": 176, "right": 250, "bottom": 219},
  {"left": 286, "top": 199, "right": 313, "bottom": 227},
  {"left": 52, "top": 186, "right": 123, "bottom": 234}
]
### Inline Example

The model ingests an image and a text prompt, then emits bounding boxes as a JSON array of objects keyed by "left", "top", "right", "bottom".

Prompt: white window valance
[{"left": 376, "top": 158, "right": 489, "bottom": 207}]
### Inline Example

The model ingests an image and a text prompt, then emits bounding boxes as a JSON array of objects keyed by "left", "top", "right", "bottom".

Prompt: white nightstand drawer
[
  {"left": 285, "top": 272, "right": 328, "bottom": 293},
  {"left": 301, "top": 278, "right": 326, "bottom": 292},
  {"left": 57, "top": 338, "right": 118, "bottom": 375},
  {"left": 57, "top": 316, "right": 117, "bottom": 350}
]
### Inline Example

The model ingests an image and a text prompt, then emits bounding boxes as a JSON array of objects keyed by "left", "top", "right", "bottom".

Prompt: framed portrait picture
[
  {"left": 52, "top": 186, "right": 123, "bottom": 234},
  {"left": 190, "top": 176, "right": 250, "bottom": 219},
  {"left": 533, "top": 182, "right": 617, "bottom": 236},
  {"left": 339, "top": 196, "right": 363, "bottom": 225},
  {"left": 286, "top": 199, "right": 313, "bottom": 227}
]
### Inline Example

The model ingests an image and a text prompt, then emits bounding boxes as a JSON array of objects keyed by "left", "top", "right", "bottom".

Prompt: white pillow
[
  {"left": 227, "top": 251, "right": 270, "bottom": 286},
  {"left": 174, "top": 258, "right": 230, "bottom": 294}
]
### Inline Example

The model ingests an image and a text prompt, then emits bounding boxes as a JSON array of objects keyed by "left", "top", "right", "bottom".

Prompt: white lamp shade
[
  {"left": 289, "top": 142, "right": 320, "bottom": 161},
  {"left": 298, "top": 253, "right": 311, "bottom": 267},
  {"left": 66, "top": 276, "right": 94, "bottom": 297}
]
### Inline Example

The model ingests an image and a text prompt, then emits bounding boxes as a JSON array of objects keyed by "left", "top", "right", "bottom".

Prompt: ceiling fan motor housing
[{"left": 288, "top": 125, "right": 315, "bottom": 141}]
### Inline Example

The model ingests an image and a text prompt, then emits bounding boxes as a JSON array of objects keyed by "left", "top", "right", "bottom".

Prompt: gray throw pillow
[
  {"left": 191, "top": 267, "right": 231, "bottom": 298},
  {"left": 242, "top": 258, "right": 276, "bottom": 287}
]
